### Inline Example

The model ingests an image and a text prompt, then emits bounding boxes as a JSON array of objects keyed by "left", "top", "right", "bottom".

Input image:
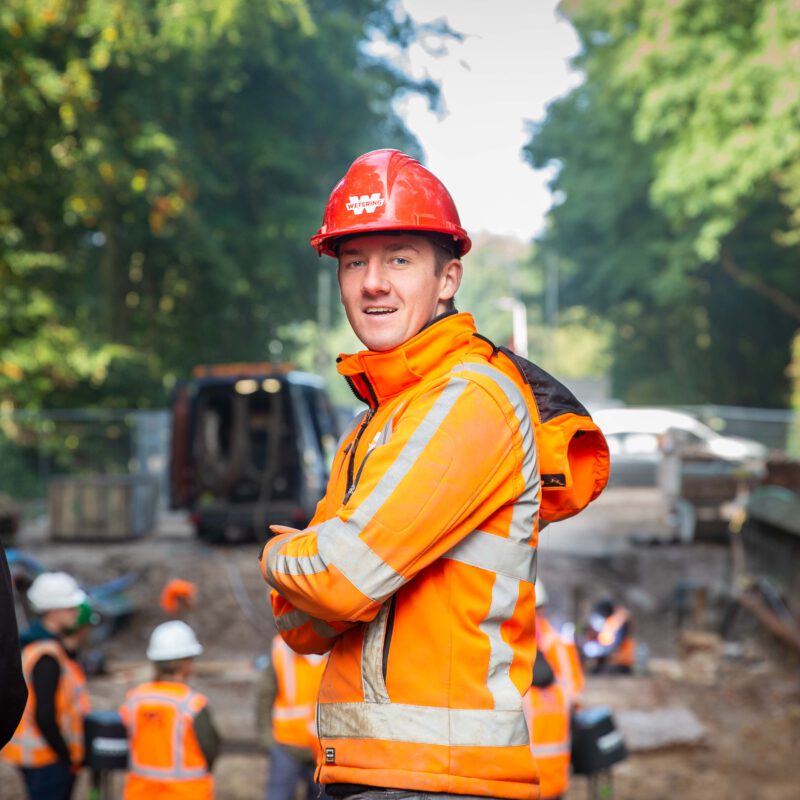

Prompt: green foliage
[
  {"left": 527, "top": 0, "right": 800, "bottom": 406},
  {"left": 0, "top": 0, "right": 433, "bottom": 410}
]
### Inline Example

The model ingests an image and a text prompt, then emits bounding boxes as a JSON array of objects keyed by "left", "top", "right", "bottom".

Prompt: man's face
[{"left": 337, "top": 233, "right": 462, "bottom": 352}]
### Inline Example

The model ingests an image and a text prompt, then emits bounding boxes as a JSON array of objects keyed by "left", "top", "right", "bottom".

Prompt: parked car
[
  {"left": 170, "top": 364, "right": 340, "bottom": 542},
  {"left": 592, "top": 407, "right": 768, "bottom": 486}
]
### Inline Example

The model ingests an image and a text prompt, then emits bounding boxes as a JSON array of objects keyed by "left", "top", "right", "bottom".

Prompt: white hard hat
[
  {"left": 535, "top": 580, "right": 549, "bottom": 608},
  {"left": 28, "top": 572, "right": 87, "bottom": 613},
  {"left": 146, "top": 621, "right": 203, "bottom": 661}
]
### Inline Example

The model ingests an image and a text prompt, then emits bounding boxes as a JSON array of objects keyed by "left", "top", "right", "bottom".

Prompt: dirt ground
[{"left": 2, "top": 497, "right": 799, "bottom": 799}]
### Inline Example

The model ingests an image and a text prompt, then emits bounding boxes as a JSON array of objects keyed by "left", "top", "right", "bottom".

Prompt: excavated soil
[{"left": 2, "top": 496, "right": 799, "bottom": 799}]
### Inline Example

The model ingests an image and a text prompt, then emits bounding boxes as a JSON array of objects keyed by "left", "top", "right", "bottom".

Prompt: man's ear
[{"left": 439, "top": 259, "right": 463, "bottom": 301}]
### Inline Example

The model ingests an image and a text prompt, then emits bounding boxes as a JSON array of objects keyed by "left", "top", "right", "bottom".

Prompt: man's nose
[{"left": 361, "top": 260, "right": 389, "bottom": 293}]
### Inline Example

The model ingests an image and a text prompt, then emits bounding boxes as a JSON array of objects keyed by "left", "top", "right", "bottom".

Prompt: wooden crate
[{"left": 49, "top": 475, "right": 159, "bottom": 540}]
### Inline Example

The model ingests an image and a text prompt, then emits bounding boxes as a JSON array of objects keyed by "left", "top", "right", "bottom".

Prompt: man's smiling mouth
[{"left": 364, "top": 307, "right": 396, "bottom": 315}]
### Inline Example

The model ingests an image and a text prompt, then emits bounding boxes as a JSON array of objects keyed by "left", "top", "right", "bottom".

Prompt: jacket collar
[{"left": 337, "top": 312, "right": 478, "bottom": 406}]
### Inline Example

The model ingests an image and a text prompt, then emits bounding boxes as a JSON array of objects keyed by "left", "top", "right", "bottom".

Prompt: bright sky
[{"left": 396, "top": 1, "right": 582, "bottom": 241}]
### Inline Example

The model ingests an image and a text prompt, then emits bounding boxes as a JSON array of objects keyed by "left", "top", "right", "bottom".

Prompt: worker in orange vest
[
  {"left": 1, "top": 572, "right": 93, "bottom": 800},
  {"left": 120, "top": 621, "right": 221, "bottom": 799},
  {"left": 256, "top": 636, "right": 328, "bottom": 800},
  {"left": 523, "top": 582, "right": 585, "bottom": 800},
  {"left": 582, "top": 598, "right": 636, "bottom": 674},
  {"left": 534, "top": 582, "right": 585, "bottom": 705}
]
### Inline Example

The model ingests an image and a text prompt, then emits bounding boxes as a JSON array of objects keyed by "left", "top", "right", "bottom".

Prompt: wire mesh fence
[{"left": 0, "top": 409, "right": 169, "bottom": 520}]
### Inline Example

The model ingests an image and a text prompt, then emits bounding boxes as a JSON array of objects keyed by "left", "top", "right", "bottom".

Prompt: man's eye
[{"left": 392, "top": 257, "right": 409, "bottom": 266}]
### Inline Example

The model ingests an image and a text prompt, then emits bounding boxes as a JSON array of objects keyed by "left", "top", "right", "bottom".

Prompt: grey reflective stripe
[
  {"left": 481, "top": 573, "right": 523, "bottom": 710},
  {"left": 268, "top": 529, "right": 327, "bottom": 577},
  {"left": 273, "top": 609, "right": 338, "bottom": 639},
  {"left": 128, "top": 692, "right": 208, "bottom": 781},
  {"left": 456, "top": 363, "right": 539, "bottom": 544},
  {"left": 532, "top": 741, "right": 571, "bottom": 756},
  {"left": 361, "top": 604, "right": 391, "bottom": 704},
  {"left": 442, "top": 529, "right": 537, "bottom": 712},
  {"left": 318, "top": 702, "right": 529, "bottom": 747},
  {"left": 311, "top": 379, "right": 469, "bottom": 601},
  {"left": 273, "top": 704, "right": 314, "bottom": 720},
  {"left": 442, "top": 529, "right": 537, "bottom": 583},
  {"left": 275, "top": 641, "right": 296, "bottom": 699},
  {"left": 316, "top": 516, "right": 405, "bottom": 602}
]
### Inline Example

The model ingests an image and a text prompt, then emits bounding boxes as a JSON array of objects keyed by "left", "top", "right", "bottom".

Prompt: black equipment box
[
  {"left": 84, "top": 710, "right": 129, "bottom": 771},
  {"left": 571, "top": 706, "right": 627, "bottom": 775}
]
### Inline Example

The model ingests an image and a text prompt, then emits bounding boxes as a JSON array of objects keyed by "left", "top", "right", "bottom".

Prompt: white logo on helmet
[{"left": 346, "top": 193, "right": 385, "bottom": 215}]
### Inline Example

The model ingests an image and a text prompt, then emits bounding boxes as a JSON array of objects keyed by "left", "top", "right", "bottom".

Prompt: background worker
[
  {"left": 524, "top": 582, "right": 586, "bottom": 800},
  {"left": 582, "top": 598, "right": 636, "bottom": 674},
  {"left": 256, "top": 636, "right": 328, "bottom": 800},
  {"left": 120, "top": 620, "right": 220, "bottom": 799},
  {"left": 1, "top": 572, "right": 92, "bottom": 800},
  {"left": 260, "top": 149, "right": 545, "bottom": 799}
]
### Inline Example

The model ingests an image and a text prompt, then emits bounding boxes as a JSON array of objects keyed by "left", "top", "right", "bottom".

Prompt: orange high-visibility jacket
[
  {"left": 120, "top": 681, "right": 213, "bottom": 800},
  {"left": 523, "top": 683, "right": 570, "bottom": 800},
  {"left": 1, "top": 639, "right": 90, "bottom": 767},
  {"left": 261, "top": 313, "right": 541, "bottom": 799},
  {"left": 272, "top": 637, "right": 327, "bottom": 751},
  {"left": 536, "top": 616, "right": 585, "bottom": 704}
]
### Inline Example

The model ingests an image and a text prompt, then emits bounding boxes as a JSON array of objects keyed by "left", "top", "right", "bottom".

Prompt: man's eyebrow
[
  {"left": 386, "top": 243, "right": 420, "bottom": 253},
  {"left": 338, "top": 242, "right": 421, "bottom": 256}
]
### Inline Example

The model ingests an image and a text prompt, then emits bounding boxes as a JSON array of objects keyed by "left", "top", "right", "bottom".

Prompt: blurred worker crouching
[
  {"left": 119, "top": 621, "right": 221, "bottom": 799},
  {"left": 524, "top": 582, "right": 586, "bottom": 800},
  {"left": 1, "top": 571, "right": 95, "bottom": 800},
  {"left": 160, "top": 578, "right": 198, "bottom": 620},
  {"left": 581, "top": 598, "right": 636, "bottom": 674},
  {"left": 256, "top": 636, "right": 328, "bottom": 800}
]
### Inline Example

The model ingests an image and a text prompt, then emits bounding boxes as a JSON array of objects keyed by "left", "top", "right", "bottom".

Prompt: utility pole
[{"left": 496, "top": 297, "right": 529, "bottom": 359}]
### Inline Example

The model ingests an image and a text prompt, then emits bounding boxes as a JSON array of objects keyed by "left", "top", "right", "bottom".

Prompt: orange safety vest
[
  {"left": 1, "top": 639, "right": 90, "bottom": 767},
  {"left": 523, "top": 684, "right": 570, "bottom": 800},
  {"left": 263, "top": 314, "right": 547, "bottom": 799},
  {"left": 597, "top": 609, "right": 635, "bottom": 669},
  {"left": 120, "top": 681, "right": 213, "bottom": 800},
  {"left": 536, "top": 616, "right": 585, "bottom": 704},
  {"left": 272, "top": 637, "right": 327, "bottom": 752}
]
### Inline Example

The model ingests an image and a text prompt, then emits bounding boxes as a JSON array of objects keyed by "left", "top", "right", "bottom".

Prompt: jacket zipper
[
  {"left": 382, "top": 595, "right": 396, "bottom": 684},
  {"left": 342, "top": 374, "right": 378, "bottom": 505}
]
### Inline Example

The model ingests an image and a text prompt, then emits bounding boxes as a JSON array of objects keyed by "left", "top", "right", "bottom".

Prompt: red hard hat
[{"left": 310, "top": 149, "right": 471, "bottom": 257}]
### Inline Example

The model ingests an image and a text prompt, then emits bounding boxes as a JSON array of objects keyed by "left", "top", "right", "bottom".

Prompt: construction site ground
[{"left": 2, "top": 486, "right": 799, "bottom": 799}]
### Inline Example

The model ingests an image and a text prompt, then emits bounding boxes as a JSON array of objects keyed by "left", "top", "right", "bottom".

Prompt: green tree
[
  {"left": 526, "top": 0, "right": 800, "bottom": 406},
  {"left": 1, "top": 0, "right": 435, "bottom": 409}
]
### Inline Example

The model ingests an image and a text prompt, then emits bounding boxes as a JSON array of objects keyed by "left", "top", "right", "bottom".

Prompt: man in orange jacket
[
  {"left": 259, "top": 150, "right": 545, "bottom": 799},
  {"left": 120, "top": 621, "right": 220, "bottom": 799},
  {"left": 256, "top": 636, "right": 328, "bottom": 800},
  {"left": 1, "top": 572, "right": 92, "bottom": 800}
]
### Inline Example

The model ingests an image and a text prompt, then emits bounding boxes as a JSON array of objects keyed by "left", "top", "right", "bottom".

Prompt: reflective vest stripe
[
  {"left": 361, "top": 604, "right": 391, "bottom": 704},
  {"left": 318, "top": 702, "right": 529, "bottom": 747},
  {"left": 273, "top": 609, "right": 338, "bottom": 639},
  {"left": 443, "top": 529, "right": 537, "bottom": 583},
  {"left": 273, "top": 705, "right": 314, "bottom": 720},
  {"left": 481, "top": 572, "right": 525, "bottom": 709},
  {"left": 532, "top": 741, "right": 571, "bottom": 756}
]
